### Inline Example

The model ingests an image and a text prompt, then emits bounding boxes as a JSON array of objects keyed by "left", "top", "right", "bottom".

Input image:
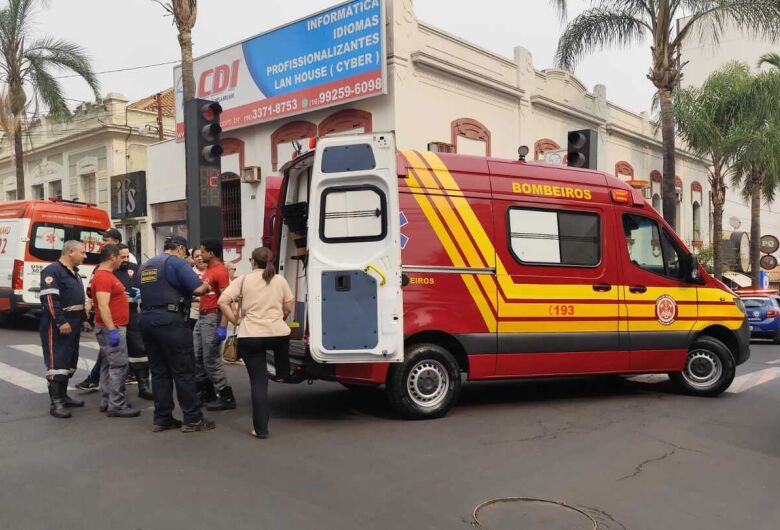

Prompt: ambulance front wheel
[
  {"left": 387, "top": 343, "right": 461, "bottom": 420},
  {"left": 669, "top": 336, "right": 736, "bottom": 396}
]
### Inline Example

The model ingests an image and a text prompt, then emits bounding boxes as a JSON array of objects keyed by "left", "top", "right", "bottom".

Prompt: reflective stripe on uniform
[
  {"left": 39, "top": 288, "right": 60, "bottom": 296},
  {"left": 46, "top": 369, "right": 71, "bottom": 376},
  {"left": 128, "top": 356, "right": 149, "bottom": 363},
  {"left": 63, "top": 305, "right": 84, "bottom": 311}
]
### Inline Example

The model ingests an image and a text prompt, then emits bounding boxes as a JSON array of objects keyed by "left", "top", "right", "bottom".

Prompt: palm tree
[
  {"left": 729, "top": 69, "right": 780, "bottom": 286},
  {"left": 551, "top": 0, "right": 780, "bottom": 232},
  {"left": 156, "top": 0, "right": 197, "bottom": 102},
  {"left": 674, "top": 63, "right": 752, "bottom": 280},
  {"left": 0, "top": 0, "right": 100, "bottom": 200}
]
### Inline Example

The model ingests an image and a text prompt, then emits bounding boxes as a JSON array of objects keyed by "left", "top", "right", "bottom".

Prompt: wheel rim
[
  {"left": 406, "top": 359, "right": 450, "bottom": 409},
  {"left": 682, "top": 349, "right": 723, "bottom": 389}
]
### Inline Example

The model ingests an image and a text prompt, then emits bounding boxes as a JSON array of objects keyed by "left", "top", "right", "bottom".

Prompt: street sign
[
  {"left": 760, "top": 235, "right": 779, "bottom": 254},
  {"left": 110, "top": 171, "right": 147, "bottom": 219},
  {"left": 173, "top": 0, "right": 387, "bottom": 139},
  {"left": 761, "top": 254, "right": 778, "bottom": 271}
]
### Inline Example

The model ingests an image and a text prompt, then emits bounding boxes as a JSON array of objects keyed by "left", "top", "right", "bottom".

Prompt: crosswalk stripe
[
  {"left": 0, "top": 362, "right": 48, "bottom": 393},
  {"left": 766, "top": 359, "right": 780, "bottom": 365},
  {"left": 727, "top": 367, "right": 780, "bottom": 394},
  {"left": 9, "top": 344, "right": 97, "bottom": 371}
]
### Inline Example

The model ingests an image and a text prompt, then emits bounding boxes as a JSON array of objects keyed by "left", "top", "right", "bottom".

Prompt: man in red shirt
[
  {"left": 91, "top": 244, "right": 140, "bottom": 418},
  {"left": 193, "top": 239, "right": 235, "bottom": 411}
]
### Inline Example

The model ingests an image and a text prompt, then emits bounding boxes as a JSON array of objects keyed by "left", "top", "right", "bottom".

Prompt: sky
[{"left": 39, "top": 0, "right": 656, "bottom": 112}]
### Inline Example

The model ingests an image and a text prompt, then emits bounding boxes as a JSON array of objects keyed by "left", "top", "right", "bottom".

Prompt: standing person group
[{"left": 38, "top": 234, "right": 292, "bottom": 439}]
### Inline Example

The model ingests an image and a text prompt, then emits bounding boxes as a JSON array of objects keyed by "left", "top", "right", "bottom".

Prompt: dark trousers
[
  {"left": 40, "top": 313, "right": 82, "bottom": 382},
  {"left": 238, "top": 336, "right": 290, "bottom": 436},
  {"left": 140, "top": 315, "right": 202, "bottom": 425}
]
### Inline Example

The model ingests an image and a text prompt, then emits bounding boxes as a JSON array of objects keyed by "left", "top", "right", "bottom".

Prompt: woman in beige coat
[{"left": 218, "top": 247, "right": 293, "bottom": 438}]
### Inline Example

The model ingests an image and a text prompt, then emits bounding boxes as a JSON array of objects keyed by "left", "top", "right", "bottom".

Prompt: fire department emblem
[
  {"left": 655, "top": 295, "right": 677, "bottom": 326},
  {"left": 44, "top": 276, "right": 54, "bottom": 285}
]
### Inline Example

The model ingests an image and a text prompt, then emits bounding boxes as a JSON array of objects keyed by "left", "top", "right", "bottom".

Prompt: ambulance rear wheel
[
  {"left": 387, "top": 343, "right": 461, "bottom": 420},
  {"left": 669, "top": 336, "right": 736, "bottom": 396}
]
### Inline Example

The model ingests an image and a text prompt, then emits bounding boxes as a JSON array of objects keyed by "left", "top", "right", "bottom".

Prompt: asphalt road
[{"left": 1, "top": 320, "right": 780, "bottom": 530}]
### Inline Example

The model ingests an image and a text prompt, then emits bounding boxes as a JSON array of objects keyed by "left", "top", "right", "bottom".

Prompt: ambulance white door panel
[{"left": 307, "top": 133, "right": 403, "bottom": 363}]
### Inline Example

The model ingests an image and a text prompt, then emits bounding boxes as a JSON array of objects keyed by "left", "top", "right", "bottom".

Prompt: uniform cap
[
  {"left": 102, "top": 228, "right": 122, "bottom": 241},
  {"left": 165, "top": 235, "right": 190, "bottom": 254}
]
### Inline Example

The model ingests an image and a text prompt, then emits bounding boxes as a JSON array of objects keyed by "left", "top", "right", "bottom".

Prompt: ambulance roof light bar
[{"left": 736, "top": 288, "right": 778, "bottom": 296}]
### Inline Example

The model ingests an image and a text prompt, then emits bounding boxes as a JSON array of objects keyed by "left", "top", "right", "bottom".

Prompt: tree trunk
[
  {"left": 178, "top": 29, "right": 196, "bottom": 102},
  {"left": 659, "top": 88, "right": 677, "bottom": 230},
  {"left": 710, "top": 166, "right": 725, "bottom": 280},
  {"left": 13, "top": 123, "right": 24, "bottom": 200},
  {"left": 750, "top": 176, "right": 762, "bottom": 287}
]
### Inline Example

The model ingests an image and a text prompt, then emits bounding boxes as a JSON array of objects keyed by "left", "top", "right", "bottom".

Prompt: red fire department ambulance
[
  {"left": 271, "top": 133, "right": 749, "bottom": 419},
  {"left": 0, "top": 199, "right": 110, "bottom": 320}
]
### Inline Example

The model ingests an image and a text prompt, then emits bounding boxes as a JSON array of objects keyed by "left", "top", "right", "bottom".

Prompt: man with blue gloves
[
  {"left": 91, "top": 244, "right": 140, "bottom": 418},
  {"left": 115, "top": 244, "right": 153, "bottom": 401}
]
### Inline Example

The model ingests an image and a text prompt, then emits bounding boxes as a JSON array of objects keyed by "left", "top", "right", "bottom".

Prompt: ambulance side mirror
[{"left": 687, "top": 254, "right": 705, "bottom": 285}]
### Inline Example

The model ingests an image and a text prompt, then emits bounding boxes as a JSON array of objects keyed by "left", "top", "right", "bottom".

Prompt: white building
[
  {"left": 146, "top": 0, "right": 712, "bottom": 269},
  {"left": 0, "top": 90, "right": 175, "bottom": 260}
]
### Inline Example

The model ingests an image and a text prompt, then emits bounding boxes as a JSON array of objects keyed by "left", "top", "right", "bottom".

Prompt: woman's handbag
[{"left": 221, "top": 275, "right": 246, "bottom": 363}]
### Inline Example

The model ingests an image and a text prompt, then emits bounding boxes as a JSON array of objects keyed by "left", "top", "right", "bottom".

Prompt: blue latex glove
[
  {"left": 215, "top": 326, "right": 228, "bottom": 343},
  {"left": 107, "top": 328, "right": 121, "bottom": 348}
]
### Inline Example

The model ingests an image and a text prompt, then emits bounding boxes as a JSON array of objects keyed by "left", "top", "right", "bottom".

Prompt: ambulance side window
[
  {"left": 623, "top": 214, "right": 685, "bottom": 280},
  {"left": 507, "top": 207, "right": 600, "bottom": 267},
  {"left": 319, "top": 184, "right": 387, "bottom": 243}
]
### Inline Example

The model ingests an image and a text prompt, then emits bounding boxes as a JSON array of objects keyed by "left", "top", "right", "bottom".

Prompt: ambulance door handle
[
  {"left": 592, "top": 283, "right": 612, "bottom": 292},
  {"left": 629, "top": 285, "right": 647, "bottom": 294}
]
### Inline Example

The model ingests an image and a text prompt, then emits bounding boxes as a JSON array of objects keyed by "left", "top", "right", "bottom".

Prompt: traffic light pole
[{"left": 184, "top": 98, "right": 224, "bottom": 247}]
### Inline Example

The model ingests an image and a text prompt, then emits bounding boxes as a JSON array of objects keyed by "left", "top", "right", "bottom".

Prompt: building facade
[
  {"left": 146, "top": 0, "right": 712, "bottom": 270},
  {"left": 0, "top": 90, "right": 175, "bottom": 260}
]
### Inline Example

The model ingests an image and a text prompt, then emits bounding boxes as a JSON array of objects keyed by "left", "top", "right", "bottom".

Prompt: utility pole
[{"left": 155, "top": 92, "right": 164, "bottom": 141}]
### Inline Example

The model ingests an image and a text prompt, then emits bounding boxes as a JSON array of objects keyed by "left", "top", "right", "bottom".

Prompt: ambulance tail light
[
  {"left": 11, "top": 260, "right": 23, "bottom": 290},
  {"left": 309, "top": 137, "right": 317, "bottom": 150},
  {"left": 610, "top": 189, "right": 632, "bottom": 204}
]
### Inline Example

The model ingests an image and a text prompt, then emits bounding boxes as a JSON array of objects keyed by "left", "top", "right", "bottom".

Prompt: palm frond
[
  {"left": 25, "top": 52, "right": 69, "bottom": 122},
  {"left": 759, "top": 52, "right": 780, "bottom": 69},
  {"left": 555, "top": 8, "right": 648, "bottom": 71},
  {"left": 676, "top": 0, "right": 780, "bottom": 49},
  {"left": 23, "top": 36, "right": 100, "bottom": 99}
]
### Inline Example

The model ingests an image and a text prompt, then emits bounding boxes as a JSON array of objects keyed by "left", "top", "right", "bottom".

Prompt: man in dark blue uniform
[
  {"left": 39, "top": 240, "right": 90, "bottom": 419},
  {"left": 115, "top": 244, "right": 152, "bottom": 400},
  {"left": 139, "top": 236, "right": 215, "bottom": 433}
]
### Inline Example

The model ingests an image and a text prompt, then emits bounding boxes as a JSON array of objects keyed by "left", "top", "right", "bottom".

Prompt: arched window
[
  {"left": 692, "top": 201, "right": 702, "bottom": 245},
  {"left": 650, "top": 170, "right": 662, "bottom": 183},
  {"left": 534, "top": 138, "right": 560, "bottom": 160},
  {"left": 318, "top": 109, "right": 373, "bottom": 136},
  {"left": 451, "top": 118, "right": 491, "bottom": 156},
  {"left": 652, "top": 193, "right": 661, "bottom": 213},
  {"left": 271, "top": 120, "right": 318, "bottom": 171},
  {"left": 615, "top": 161, "right": 635, "bottom": 180},
  {"left": 221, "top": 172, "right": 242, "bottom": 239}
]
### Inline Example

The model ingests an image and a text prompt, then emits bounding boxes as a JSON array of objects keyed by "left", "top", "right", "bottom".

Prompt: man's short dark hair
[
  {"left": 116, "top": 243, "right": 129, "bottom": 251},
  {"left": 99, "top": 244, "right": 120, "bottom": 262},
  {"left": 200, "top": 239, "right": 223, "bottom": 260}
]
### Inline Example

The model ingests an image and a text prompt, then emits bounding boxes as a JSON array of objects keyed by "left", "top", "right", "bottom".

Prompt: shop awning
[{"left": 722, "top": 271, "right": 752, "bottom": 288}]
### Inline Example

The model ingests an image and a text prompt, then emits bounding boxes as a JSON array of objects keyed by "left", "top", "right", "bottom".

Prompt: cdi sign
[
  {"left": 111, "top": 171, "right": 147, "bottom": 219},
  {"left": 174, "top": 0, "right": 387, "bottom": 139}
]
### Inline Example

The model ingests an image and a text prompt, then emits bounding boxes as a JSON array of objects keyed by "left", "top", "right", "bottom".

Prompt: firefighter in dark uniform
[
  {"left": 138, "top": 236, "right": 215, "bottom": 433},
  {"left": 115, "top": 244, "right": 153, "bottom": 400},
  {"left": 39, "top": 240, "right": 90, "bottom": 418}
]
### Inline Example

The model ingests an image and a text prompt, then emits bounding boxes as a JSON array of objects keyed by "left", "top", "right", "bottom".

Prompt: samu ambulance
[
  {"left": 271, "top": 133, "right": 749, "bottom": 419},
  {"left": 0, "top": 199, "right": 110, "bottom": 320}
]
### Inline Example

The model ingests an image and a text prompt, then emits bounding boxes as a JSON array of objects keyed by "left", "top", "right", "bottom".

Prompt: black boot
[
  {"left": 62, "top": 382, "right": 85, "bottom": 408},
  {"left": 206, "top": 385, "right": 236, "bottom": 411},
  {"left": 48, "top": 381, "right": 71, "bottom": 419},
  {"left": 197, "top": 380, "right": 217, "bottom": 404},
  {"left": 134, "top": 364, "right": 153, "bottom": 401}
]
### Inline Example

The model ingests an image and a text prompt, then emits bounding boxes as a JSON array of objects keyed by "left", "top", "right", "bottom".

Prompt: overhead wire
[{"left": 55, "top": 59, "right": 179, "bottom": 79}]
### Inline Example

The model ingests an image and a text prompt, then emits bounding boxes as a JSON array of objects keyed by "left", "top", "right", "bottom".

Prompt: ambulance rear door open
[{"left": 307, "top": 133, "right": 404, "bottom": 363}]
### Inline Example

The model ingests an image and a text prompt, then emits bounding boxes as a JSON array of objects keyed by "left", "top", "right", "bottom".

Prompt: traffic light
[
  {"left": 567, "top": 129, "right": 597, "bottom": 170},
  {"left": 184, "top": 98, "right": 224, "bottom": 244}
]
